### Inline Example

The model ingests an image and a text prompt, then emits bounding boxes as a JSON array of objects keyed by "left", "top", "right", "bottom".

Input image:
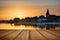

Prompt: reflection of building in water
[{"left": 46, "top": 25, "right": 55, "bottom": 30}]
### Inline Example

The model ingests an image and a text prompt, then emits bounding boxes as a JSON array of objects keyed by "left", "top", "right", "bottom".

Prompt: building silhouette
[
  {"left": 46, "top": 9, "right": 60, "bottom": 22},
  {"left": 46, "top": 9, "right": 50, "bottom": 18}
]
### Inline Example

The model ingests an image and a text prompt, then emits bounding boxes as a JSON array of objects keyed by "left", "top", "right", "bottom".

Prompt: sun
[{"left": 14, "top": 11, "right": 26, "bottom": 19}]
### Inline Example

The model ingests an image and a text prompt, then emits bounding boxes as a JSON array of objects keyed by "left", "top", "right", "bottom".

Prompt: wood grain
[{"left": 0, "top": 30, "right": 60, "bottom": 40}]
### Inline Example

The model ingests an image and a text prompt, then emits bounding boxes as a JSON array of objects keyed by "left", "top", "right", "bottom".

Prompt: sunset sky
[{"left": 0, "top": 0, "right": 60, "bottom": 20}]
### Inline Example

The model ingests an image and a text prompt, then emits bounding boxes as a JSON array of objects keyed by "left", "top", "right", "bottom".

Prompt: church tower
[{"left": 46, "top": 9, "right": 50, "bottom": 18}]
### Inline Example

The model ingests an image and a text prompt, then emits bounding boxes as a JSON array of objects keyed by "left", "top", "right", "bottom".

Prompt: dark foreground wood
[{"left": 0, "top": 29, "right": 60, "bottom": 40}]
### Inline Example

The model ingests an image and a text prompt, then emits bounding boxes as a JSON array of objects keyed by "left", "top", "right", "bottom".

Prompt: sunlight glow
[
  {"left": 0, "top": 24, "right": 40, "bottom": 30},
  {"left": 14, "top": 11, "right": 27, "bottom": 19}
]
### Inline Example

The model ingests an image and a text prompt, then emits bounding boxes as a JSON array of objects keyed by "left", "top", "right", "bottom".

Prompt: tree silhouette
[
  {"left": 13, "top": 18, "right": 20, "bottom": 23},
  {"left": 39, "top": 15, "right": 45, "bottom": 18},
  {"left": 32, "top": 16, "right": 38, "bottom": 19}
]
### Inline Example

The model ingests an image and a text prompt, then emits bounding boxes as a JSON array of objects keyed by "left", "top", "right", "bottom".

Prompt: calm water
[{"left": 0, "top": 23, "right": 60, "bottom": 30}]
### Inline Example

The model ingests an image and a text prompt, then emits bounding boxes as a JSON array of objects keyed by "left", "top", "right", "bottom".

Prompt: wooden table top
[{"left": 0, "top": 29, "right": 60, "bottom": 40}]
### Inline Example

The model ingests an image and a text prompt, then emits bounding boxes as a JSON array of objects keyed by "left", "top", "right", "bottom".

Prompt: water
[
  {"left": 0, "top": 23, "right": 60, "bottom": 30},
  {"left": 0, "top": 23, "right": 40, "bottom": 30}
]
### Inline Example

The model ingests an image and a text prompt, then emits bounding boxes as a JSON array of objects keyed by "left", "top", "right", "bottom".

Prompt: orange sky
[
  {"left": 0, "top": 6, "right": 44, "bottom": 20},
  {"left": 0, "top": 5, "right": 60, "bottom": 20},
  {"left": 0, "top": 0, "right": 60, "bottom": 20}
]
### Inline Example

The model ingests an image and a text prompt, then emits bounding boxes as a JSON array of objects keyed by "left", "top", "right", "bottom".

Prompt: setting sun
[{"left": 14, "top": 11, "right": 27, "bottom": 19}]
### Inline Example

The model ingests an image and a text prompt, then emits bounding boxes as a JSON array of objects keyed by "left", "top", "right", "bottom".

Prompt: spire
[
  {"left": 47, "top": 9, "right": 49, "bottom": 14},
  {"left": 46, "top": 9, "right": 50, "bottom": 18}
]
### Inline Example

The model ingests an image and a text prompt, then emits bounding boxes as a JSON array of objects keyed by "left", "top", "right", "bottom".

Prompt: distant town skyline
[{"left": 0, "top": 0, "right": 60, "bottom": 20}]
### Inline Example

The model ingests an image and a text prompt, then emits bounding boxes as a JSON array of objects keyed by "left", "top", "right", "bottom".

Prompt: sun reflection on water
[
  {"left": 0, "top": 24, "right": 39, "bottom": 30},
  {"left": 0, "top": 23, "right": 60, "bottom": 30}
]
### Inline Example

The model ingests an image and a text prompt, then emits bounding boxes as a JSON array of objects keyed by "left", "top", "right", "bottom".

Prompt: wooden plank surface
[{"left": 0, "top": 30, "right": 60, "bottom": 40}]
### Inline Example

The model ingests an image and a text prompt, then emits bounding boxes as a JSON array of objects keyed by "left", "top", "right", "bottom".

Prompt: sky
[{"left": 0, "top": 0, "right": 60, "bottom": 20}]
